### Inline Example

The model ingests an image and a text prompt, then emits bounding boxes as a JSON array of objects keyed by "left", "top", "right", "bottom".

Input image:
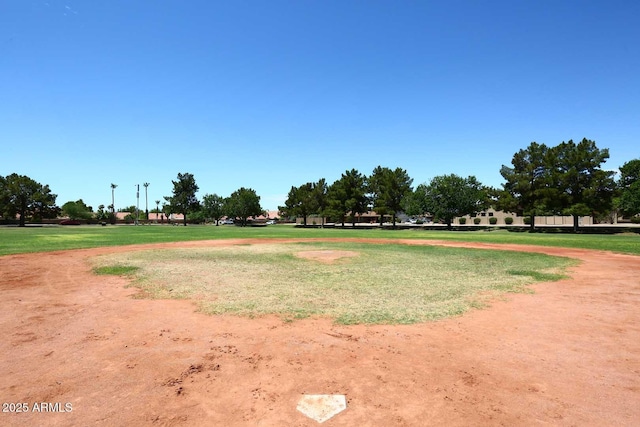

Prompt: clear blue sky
[{"left": 2, "top": 0, "right": 639, "bottom": 212}]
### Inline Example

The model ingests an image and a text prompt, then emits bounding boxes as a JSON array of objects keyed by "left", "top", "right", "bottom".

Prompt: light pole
[
  {"left": 110, "top": 183, "right": 117, "bottom": 224},
  {"left": 135, "top": 184, "right": 140, "bottom": 226},
  {"left": 143, "top": 182, "right": 150, "bottom": 221}
]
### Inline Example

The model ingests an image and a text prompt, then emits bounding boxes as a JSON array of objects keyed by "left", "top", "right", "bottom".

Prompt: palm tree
[
  {"left": 143, "top": 182, "right": 150, "bottom": 220},
  {"left": 155, "top": 199, "right": 160, "bottom": 222},
  {"left": 110, "top": 183, "right": 117, "bottom": 224}
]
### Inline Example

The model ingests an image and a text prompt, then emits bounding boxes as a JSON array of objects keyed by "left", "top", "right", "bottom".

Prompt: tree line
[
  {"left": 2, "top": 138, "right": 639, "bottom": 230},
  {"left": 280, "top": 138, "right": 639, "bottom": 231},
  {"left": 161, "top": 172, "right": 264, "bottom": 226}
]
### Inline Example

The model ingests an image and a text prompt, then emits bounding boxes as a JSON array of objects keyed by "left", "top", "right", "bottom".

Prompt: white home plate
[{"left": 296, "top": 394, "right": 347, "bottom": 423}]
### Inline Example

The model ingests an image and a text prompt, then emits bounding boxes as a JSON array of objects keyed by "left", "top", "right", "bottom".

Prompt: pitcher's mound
[{"left": 295, "top": 250, "right": 359, "bottom": 264}]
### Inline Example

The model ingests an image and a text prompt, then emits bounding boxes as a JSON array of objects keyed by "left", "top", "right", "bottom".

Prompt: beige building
[
  {"left": 457, "top": 208, "right": 593, "bottom": 226},
  {"left": 295, "top": 211, "right": 393, "bottom": 225}
]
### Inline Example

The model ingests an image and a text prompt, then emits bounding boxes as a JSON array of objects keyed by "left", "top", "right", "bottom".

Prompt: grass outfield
[
  {"left": 0, "top": 224, "right": 639, "bottom": 256},
  {"left": 91, "top": 242, "right": 576, "bottom": 324}
]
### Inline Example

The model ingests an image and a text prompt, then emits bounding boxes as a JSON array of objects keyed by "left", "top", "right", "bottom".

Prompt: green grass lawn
[
  {"left": 1, "top": 224, "right": 639, "bottom": 256},
  {"left": 91, "top": 241, "right": 576, "bottom": 324}
]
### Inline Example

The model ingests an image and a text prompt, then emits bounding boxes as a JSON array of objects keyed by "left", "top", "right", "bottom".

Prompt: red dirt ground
[{"left": 1, "top": 238, "right": 639, "bottom": 426}]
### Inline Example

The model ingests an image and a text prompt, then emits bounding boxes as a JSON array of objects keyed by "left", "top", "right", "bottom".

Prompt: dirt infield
[{"left": 1, "top": 238, "right": 639, "bottom": 426}]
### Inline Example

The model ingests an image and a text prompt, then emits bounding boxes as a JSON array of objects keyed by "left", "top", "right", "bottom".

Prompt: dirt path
[{"left": 1, "top": 238, "right": 639, "bottom": 426}]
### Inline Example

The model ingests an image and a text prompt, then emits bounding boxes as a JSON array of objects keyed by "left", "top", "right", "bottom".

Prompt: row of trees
[
  {"left": 279, "top": 167, "right": 414, "bottom": 227},
  {"left": 162, "top": 173, "right": 264, "bottom": 226},
  {"left": 0, "top": 172, "right": 264, "bottom": 227},
  {"left": 496, "top": 138, "right": 636, "bottom": 231},
  {"left": 279, "top": 167, "right": 487, "bottom": 229},
  {"left": 279, "top": 138, "right": 639, "bottom": 231},
  {"left": 2, "top": 138, "right": 639, "bottom": 229}
]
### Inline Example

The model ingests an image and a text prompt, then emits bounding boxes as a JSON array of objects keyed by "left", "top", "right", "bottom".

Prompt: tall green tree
[
  {"left": 327, "top": 169, "right": 369, "bottom": 227},
  {"left": 0, "top": 173, "right": 58, "bottom": 226},
  {"left": 164, "top": 172, "right": 200, "bottom": 226},
  {"left": 96, "top": 204, "right": 110, "bottom": 221},
  {"left": 368, "top": 166, "right": 413, "bottom": 227},
  {"left": 225, "top": 187, "right": 263, "bottom": 226},
  {"left": 619, "top": 159, "right": 640, "bottom": 189},
  {"left": 553, "top": 138, "right": 616, "bottom": 231},
  {"left": 280, "top": 183, "right": 316, "bottom": 226},
  {"left": 498, "top": 142, "right": 556, "bottom": 231},
  {"left": 403, "top": 183, "right": 430, "bottom": 218},
  {"left": 368, "top": 167, "right": 390, "bottom": 225},
  {"left": 202, "top": 193, "right": 225, "bottom": 225},
  {"left": 618, "top": 158, "right": 640, "bottom": 218},
  {"left": 312, "top": 178, "right": 329, "bottom": 227},
  {"left": 162, "top": 202, "right": 174, "bottom": 224},
  {"left": 61, "top": 199, "right": 93, "bottom": 220},
  {"left": 424, "top": 174, "right": 488, "bottom": 229}
]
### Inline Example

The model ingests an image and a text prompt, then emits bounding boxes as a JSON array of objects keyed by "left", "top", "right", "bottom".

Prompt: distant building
[
  {"left": 457, "top": 208, "right": 593, "bottom": 226},
  {"left": 116, "top": 211, "right": 184, "bottom": 222}
]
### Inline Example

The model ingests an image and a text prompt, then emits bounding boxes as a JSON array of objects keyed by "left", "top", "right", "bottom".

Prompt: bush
[
  {"left": 631, "top": 216, "right": 640, "bottom": 224},
  {"left": 472, "top": 217, "right": 480, "bottom": 224},
  {"left": 523, "top": 216, "right": 531, "bottom": 225},
  {"left": 458, "top": 217, "right": 467, "bottom": 224},
  {"left": 489, "top": 217, "right": 498, "bottom": 225},
  {"left": 504, "top": 217, "right": 514, "bottom": 225}
]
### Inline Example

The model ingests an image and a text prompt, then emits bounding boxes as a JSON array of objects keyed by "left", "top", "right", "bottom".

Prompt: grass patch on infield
[
  {"left": 93, "top": 265, "right": 140, "bottom": 276},
  {"left": 91, "top": 241, "right": 575, "bottom": 324}
]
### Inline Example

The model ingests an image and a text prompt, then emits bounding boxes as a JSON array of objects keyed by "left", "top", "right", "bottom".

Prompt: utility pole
[
  {"left": 110, "top": 183, "right": 117, "bottom": 224},
  {"left": 135, "top": 184, "right": 140, "bottom": 226},
  {"left": 143, "top": 182, "right": 150, "bottom": 221}
]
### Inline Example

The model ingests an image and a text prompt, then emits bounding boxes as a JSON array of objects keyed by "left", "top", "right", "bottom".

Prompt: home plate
[{"left": 296, "top": 394, "right": 347, "bottom": 423}]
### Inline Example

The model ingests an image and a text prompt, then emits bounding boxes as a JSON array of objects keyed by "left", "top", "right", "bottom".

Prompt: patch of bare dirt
[
  {"left": 1, "top": 238, "right": 639, "bottom": 426},
  {"left": 295, "top": 250, "right": 359, "bottom": 264}
]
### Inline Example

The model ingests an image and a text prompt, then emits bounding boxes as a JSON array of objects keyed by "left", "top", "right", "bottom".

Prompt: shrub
[
  {"left": 458, "top": 217, "right": 467, "bottom": 224},
  {"left": 631, "top": 216, "right": 640, "bottom": 224},
  {"left": 504, "top": 217, "right": 514, "bottom": 225},
  {"left": 489, "top": 217, "right": 498, "bottom": 225},
  {"left": 473, "top": 218, "right": 481, "bottom": 225},
  {"left": 523, "top": 216, "right": 531, "bottom": 225}
]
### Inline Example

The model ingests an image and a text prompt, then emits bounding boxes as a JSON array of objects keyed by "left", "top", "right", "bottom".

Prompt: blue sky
[{"left": 2, "top": 1, "right": 639, "bottom": 212}]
